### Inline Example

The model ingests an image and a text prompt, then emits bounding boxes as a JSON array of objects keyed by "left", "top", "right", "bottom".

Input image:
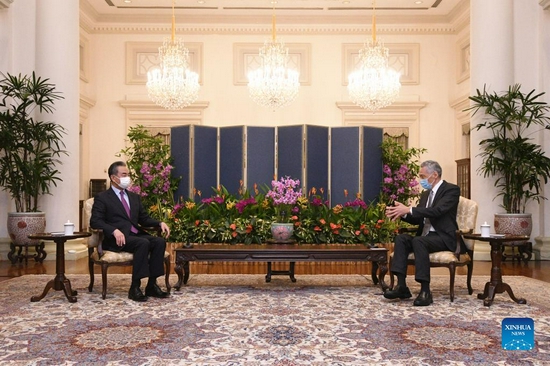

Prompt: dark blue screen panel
[
  {"left": 331, "top": 127, "right": 360, "bottom": 206},
  {"left": 277, "top": 125, "right": 304, "bottom": 181},
  {"left": 305, "top": 125, "right": 329, "bottom": 197},
  {"left": 362, "top": 126, "right": 383, "bottom": 203},
  {"left": 247, "top": 127, "right": 275, "bottom": 191},
  {"left": 171, "top": 125, "right": 191, "bottom": 201},
  {"left": 219, "top": 126, "right": 244, "bottom": 195},
  {"left": 193, "top": 126, "right": 218, "bottom": 201}
]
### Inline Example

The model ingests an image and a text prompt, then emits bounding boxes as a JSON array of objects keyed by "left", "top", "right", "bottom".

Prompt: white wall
[{"left": 84, "top": 31, "right": 463, "bottom": 185}]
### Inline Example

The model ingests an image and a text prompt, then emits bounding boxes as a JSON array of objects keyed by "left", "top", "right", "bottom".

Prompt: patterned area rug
[{"left": 1, "top": 274, "right": 549, "bottom": 365}]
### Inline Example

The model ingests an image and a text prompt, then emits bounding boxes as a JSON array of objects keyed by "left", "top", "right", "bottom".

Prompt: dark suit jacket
[
  {"left": 402, "top": 180, "right": 462, "bottom": 251},
  {"left": 90, "top": 188, "right": 161, "bottom": 251}
]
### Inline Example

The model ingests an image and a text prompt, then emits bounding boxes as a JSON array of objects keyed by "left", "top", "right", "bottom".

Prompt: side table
[
  {"left": 28, "top": 232, "right": 91, "bottom": 303},
  {"left": 463, "top": 233, "right": 529, "bottom": 306}
]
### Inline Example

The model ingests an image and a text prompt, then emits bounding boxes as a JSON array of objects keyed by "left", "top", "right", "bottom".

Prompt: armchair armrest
[
  {"left": 399, "top": 227, "right": 417, "bottom": 235},
  {"left": 454, "top": 228, "right": 473, "bottom": 256},
  {"left": 87, "top": 228, "right": 105, "bottom": 257},
  {"left": 88, "top": 226, "right": 161, "bottom": 258},
  {"left": 140, "top": 226, "right": 162, "bottom": 236}
]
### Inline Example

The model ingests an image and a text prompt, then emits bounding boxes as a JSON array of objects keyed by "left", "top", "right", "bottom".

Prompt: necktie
[
  {"left": 421, "top": 190, "right": 434, "bottom": 236},
  {"left": 120, "top": 190, "right": 138, "bottom": 234}
]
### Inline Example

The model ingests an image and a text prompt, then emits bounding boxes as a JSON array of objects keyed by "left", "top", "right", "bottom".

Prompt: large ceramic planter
[
  {"left": 270, "top": 223, "right": 294, "bottom": 242},
  {"left": 7, "top": 212, "right": 46, "bottom": 245},
  {"left": 494, "top": 213, "right": 532, "bottom": 237}
]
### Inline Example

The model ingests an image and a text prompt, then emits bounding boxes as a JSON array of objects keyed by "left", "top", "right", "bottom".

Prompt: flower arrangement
[
  {"left": 380, "top": 139, "right": 426, "bottom": 205},
  {"left": 118, "top": 131, "right": 419, "bottom": 245},
  {"left": 118, "top": 125, "right": 181, "bottom": 221},
  {"left": 166, "top": 182, "right": 405, "bottom": 245},
  {"left": 171, "top": 183, "right": 271, "bottom": 244},
  {"left": 265, "top": 176, "right": 302, "bottom": 223}
]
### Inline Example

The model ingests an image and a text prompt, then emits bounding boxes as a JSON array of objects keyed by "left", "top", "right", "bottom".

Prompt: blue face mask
[{"left": 419, "top": 174, "right": 434, "bottom": 190}]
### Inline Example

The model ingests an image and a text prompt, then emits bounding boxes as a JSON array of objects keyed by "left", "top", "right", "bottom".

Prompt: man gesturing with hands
[{"left": 384, "top": 160, "right": 462, "bottom": 306}]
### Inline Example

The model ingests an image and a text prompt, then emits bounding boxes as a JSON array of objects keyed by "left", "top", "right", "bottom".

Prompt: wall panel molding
[
  {"left": 342, "top": 43, "right": 420, "bottom": 86},
  {"left": 119, "top": 99, "right": 209, "bottom": 130},
  {"left": 233, "top": 43, "right": 312, "bottom": 86},
  {"left": 336, "top": 101, "right": 427, "bottom": 148},
  {"left": 456, "top": 33, "right": 470, "bottom": 83},
  {"left": 79, "top": 34, "right": 90, "bottom": 83},
  {"left": 125, "top": 41, "right": 203, "bottom": 85}
]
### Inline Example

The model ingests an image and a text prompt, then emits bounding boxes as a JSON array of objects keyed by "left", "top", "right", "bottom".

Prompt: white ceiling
[{"left": 81, "top": 0, "right": 467, "bottom": 26}]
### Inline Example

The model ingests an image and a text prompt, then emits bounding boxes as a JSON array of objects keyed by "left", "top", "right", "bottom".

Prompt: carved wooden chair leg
[
  {"left": 101, "top": 264, "right": 109, "bottom": 300},
  {"left": 88, "top": 248, "right": 95, "bottom": 292},
  {"left": 466, "top": 261, "right": 474, "bottom": 295},
  {"left": 164, "top": 256, "right": 171, "bottom": 291},
  {"left": 448, "top": 264, "right": 456, "bottom": 302},
  {"left": 388, "top": 256, "right": 395, "bottom": 290}
]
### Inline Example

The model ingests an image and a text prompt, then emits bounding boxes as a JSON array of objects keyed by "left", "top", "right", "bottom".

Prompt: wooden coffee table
[{"left": 174, "top": 243, "right": 388, "bottom": 291}]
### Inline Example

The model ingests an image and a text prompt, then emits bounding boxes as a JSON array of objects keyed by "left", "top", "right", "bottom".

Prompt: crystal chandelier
[
  {"left": 146, "top": 0, "right": 200, "bottom": 110},
  {"left": 248, "top": 10, "right": 300, "bottom": 110},
  {"left": 348, "top": 1, "right": 401, "bottom": 112}
]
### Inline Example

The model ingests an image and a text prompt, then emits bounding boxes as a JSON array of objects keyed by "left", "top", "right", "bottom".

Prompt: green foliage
[
  {"left": 117, "top": 125, "right": 181, "bottom": 220},
  {"left": 467, "top": 84, "right": 550, "bottom": 213},
  {"left": 0, "top": 72, "right": 67, "bottom": 212},
  {"left": 169, "top": 183, "right": 406, "bottom": 245}
]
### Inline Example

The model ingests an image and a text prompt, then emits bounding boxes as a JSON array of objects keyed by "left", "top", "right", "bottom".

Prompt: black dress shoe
[
  {"left": 145, "top": 283, "right": 170, "bottom": 298},
  {"left": 128, "top": 286, "right": 148, "bottom": 302},
  {"left": 413, "top": 291, "right": 433, "bottom": 306},
  {"left": 383, "top": 286, "right": 412, "bottom": 299}
]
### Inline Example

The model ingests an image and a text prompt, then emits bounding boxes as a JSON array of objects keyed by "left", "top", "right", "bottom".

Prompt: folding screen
[
  {"left": 219, "top": 126, "right": 275, "bottom": 196},
  {"left": 171, "top": 125, "right": 218, "bottom": 202},
  {"left": 330, "top": 127, "right": 361, "bottom": 206},
  {"left": 277, "top": 125, "right": 303, "bottom": 181},
  {"left": 304, "top": 125, "right": 330, "bottom": 197},
  {"left": 362, "top": 126, "right": 384, "bottom": 203},
  {"left": 277, "top": 125, "right": 329, "bottom": 197},
  {"left": 171, "top": 124, "right": 382, "bottom": 205},
  {"left": 330, "top": 126, "right": 383, "bottom": 205}
]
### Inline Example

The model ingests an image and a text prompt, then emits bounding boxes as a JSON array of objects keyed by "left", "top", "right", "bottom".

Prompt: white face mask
[{"left": 118, "top": 176, "right": 132, "bottom": 190}]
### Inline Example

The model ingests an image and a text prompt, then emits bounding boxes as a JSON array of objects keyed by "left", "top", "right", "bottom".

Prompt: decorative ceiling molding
[
  {"left": 78, "top": 0, "right": 471, "bottom": 35},
  {"left": 84, "top": 24, "right": 459, "bottom": 36},
  {"left": 449, "top": 0, "right": 470, "bottom": 33}
]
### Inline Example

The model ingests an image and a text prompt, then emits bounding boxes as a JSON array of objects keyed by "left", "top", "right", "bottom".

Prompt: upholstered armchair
[
  {"left": 83, "top": 198, "right": 171, "bottom": 299},
  {"left": 390, "top": 196, "right": 478, "bottom": 302}
]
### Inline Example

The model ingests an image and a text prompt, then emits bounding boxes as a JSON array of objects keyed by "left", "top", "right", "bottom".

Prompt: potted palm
[
  {"left": 467, "top": 84, "right": 550, "bottom": 236},
  {"left": 0, "top": 72, "right": 66, "bottom": 245}
]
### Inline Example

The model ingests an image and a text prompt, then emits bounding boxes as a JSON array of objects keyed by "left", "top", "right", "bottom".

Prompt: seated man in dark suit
[
  {"left": 384, "top": 160, "right": 461, "bottom": 306},
  {"left": 91, "top": 161, "right": 171, "bottom": 302}
]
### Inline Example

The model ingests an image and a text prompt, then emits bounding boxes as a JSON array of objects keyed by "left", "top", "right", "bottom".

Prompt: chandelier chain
[
  {"left": 347, "top": 0, "right": 401, "bottom": 111},
  {"left": 247, "top": 6, "right": 300, "bottom": 110},
  {"left": 146, "top": 0, "right": 200, "bottom": 110}
]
